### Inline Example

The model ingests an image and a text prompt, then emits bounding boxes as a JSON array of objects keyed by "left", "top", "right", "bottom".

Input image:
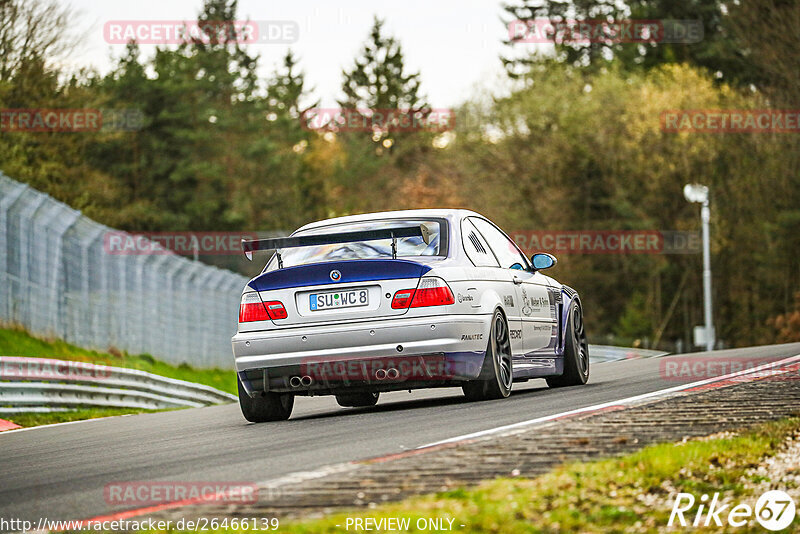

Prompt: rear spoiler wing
[{"left": 241, "top": 225, "right": 432, "bottom": 266}]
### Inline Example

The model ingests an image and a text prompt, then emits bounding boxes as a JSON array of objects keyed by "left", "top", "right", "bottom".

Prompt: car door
[
  {"left": 470, "top": 218, "right": 556, "bottom": 355},
  {"left": 460, "top": 218, "right": 523, "bottom": 356}
]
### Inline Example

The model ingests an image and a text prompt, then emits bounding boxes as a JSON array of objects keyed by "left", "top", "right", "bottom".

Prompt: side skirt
[{"left": 511, "top": 354, "right": 564, "bottom": 379}]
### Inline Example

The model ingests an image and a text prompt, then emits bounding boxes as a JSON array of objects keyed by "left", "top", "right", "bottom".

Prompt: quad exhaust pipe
[
  {"left": 375, "top": 368, "right": 400, "bottom": 380},
  {"left": 289, "top": 375, "right": 314, "bottom": 388}
]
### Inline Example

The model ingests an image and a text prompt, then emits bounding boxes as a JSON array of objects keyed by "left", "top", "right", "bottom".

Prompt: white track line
[
  {"left": 0, "top": 413, "right": 140, "bottom": 435},
  {"left": 416, "top": 353, "right": 800, "bottom": 449},
  {"left": 62, "top": 352, "right": 800, "bottom": 526}
]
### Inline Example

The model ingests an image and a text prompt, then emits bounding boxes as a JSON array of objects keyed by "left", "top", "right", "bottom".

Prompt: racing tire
[
  {"left": 546, "top": 298, "right": 589, "bottom": 388},
  {"left": 335, "top": 391, "right": 380, "bottom": 407},
  {"left": 462, "top": 310, "right": 513, "bottom": 401},
  {"left": 238, "top": 378, "right": 294, "bottom": 422}
]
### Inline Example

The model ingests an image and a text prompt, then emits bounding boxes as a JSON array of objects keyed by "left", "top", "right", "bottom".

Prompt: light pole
[{"left": 683, "top": 184, "right": 715, "bottom": 351}]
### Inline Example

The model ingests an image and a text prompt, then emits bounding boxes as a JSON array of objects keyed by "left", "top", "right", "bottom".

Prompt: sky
[{"left": 62, "top": 0, "right": 524, "bottom": 108}]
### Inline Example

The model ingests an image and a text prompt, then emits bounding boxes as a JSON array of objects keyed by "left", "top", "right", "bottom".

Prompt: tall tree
[
  {"left": 0, "top": 0, "right": 81, "bottom": 83},
  {"left": 502, "top": 0, "right": 626, "bottom": 76},
  {"left": 501, "top": 0, "right": 743, "bottom": 83},
  {"left": 330, "top": 17, "right": 437, "bottom": 214},
  {"left": 338, "top": 17, "right": 427, "bottom": 112},
  {"left": 96, "top": 0, "right": 263, "bottom": 230},
  {"left": 237, "top": 50, "right": 324, "bottom": 229}
]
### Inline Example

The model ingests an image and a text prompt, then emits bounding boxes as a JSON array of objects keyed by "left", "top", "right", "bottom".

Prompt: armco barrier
[
  {"left": 0, "top": 356, "right": 235, "bottom": 413},
  {"left": 0, "top": 348, "right": 664, "bottom": 413}
]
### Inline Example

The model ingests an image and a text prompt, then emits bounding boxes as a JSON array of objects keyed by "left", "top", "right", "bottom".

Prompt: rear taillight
[
  {"left": 391, "top": 277, "right": 455, "bottom": 309},
  {"left": 391, "top": 290, "right": 415, "bottom": 309},
  {"left": 264, "top": 301, "right": 288, "bottom": 319},
  {"left": 239, "top": 292, "right": 270, "bottom": 322},
  {"left": 411, "top": 277, "right": 455, "bottom": 307},
  {"left": 239, "top": 293, "right": 288, "bottom": 322}
]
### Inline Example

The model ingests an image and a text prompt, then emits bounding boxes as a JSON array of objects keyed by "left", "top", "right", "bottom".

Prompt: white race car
[{"left": 233, "top": 209, "right": 588, "bottom": 422}]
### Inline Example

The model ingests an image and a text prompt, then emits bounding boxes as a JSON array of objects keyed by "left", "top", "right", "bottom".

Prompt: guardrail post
[
  {"left": 147, "top": 254, "right": 172, "bottom": 359},
  {"left": 16, "top": 193, "right": 47, "bottom": 332},
  {"left": 0, "top": 176, "right": 29, "bottom": 323},
  {"left": 49, "top": 207, "right": 81, "bottom": 338}
]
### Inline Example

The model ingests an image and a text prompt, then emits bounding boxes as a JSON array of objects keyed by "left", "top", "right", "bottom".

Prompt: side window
[
  {"left": 471, "top": 218, "right": 528, "bottom": 270},
  {"left": 461, "top": 219, "right": 499, "bottom": 267}
]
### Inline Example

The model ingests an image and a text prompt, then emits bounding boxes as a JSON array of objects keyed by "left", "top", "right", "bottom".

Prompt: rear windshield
[{"left": 264, "top": 218, "right": 447, "bottom": 272}]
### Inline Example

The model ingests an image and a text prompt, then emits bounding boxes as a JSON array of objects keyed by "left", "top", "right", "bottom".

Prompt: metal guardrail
[
  {"left": 0, "top": 356, "right": 236, "bottom": 413},
  {"left": 0, "top": 347, "right": 661, "bottom": 413}
]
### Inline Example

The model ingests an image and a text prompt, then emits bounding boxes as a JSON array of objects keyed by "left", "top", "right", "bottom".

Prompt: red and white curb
[
  {"left": 0, "top": 418, "right": 21, "bottom": 431},
  {"left": 417, "top": 353, "right": 800, "bottom": 449}
]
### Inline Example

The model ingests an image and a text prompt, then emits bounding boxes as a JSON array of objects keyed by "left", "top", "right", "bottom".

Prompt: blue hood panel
[{"left": 248, "top": 259, "right": 432, "bottom": 291}]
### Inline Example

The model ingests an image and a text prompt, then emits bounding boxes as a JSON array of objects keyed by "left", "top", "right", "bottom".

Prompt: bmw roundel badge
[{"left": 330, "top": 270, "right": 341, "bottom": 281}]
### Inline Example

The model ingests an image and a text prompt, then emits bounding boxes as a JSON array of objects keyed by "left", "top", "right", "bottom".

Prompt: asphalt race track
[{"left": 2, "top": 343, "right": 799, "bottom": 523}]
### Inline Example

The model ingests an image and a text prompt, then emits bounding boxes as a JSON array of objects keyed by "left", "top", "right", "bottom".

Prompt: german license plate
[{"left": 309, "top": 289, "right": 369, "bottom": 311}]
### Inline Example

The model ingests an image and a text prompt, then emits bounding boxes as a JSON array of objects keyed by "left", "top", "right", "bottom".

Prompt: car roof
[{"left": 294, "top": 209, "right": 486, "bottom": 233}]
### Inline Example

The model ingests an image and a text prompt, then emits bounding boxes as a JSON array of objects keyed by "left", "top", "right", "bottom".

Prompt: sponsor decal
[
  {"left": 521, "top": 288, "right": 532, "bottom": 316},
  {"left": 530, "top": 296, "right": 549, "bottom": 309},
  {"left": 510, "top": 329, "right": 522, "bottom": 340},
  {"left": 504, "top": 295, "right": 515, "bottom": 307},
  {"left": 461, "top": 334, "right": 484, "bottom": 341},
  {"left": 457, "top": 293, "right": 474, "bottom": 303}
]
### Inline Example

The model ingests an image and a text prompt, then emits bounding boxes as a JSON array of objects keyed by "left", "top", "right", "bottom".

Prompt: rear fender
[{"left": 559, "top": 285, "right": 579, "bottom": 355}]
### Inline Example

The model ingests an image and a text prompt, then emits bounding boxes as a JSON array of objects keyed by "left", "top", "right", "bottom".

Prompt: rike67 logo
[{"left": 669, "top": 490, "right": 796, "bottom": 531}]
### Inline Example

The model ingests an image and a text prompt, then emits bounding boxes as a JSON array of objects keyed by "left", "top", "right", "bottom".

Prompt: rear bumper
[{"left": 232, "top": 314, "right": 491, "bottom": 395}]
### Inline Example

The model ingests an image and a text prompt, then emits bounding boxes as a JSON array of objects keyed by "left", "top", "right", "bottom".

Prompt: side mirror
[{"left": 531, "top": 252, "right": 557, "bottom": 271}]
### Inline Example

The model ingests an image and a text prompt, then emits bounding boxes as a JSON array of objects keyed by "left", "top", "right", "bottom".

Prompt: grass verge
[
  {"left": 1, "top": 407, "right": 168, "bottom": 428},
  {"left": 272, "top": 417, "right": 799, "bottom": 533},
  {"left": 0, "top": 326, "right": 235, "bottom": 394},
  {"left": 0, "top": 325, "right": 236, "bottom": 428}
]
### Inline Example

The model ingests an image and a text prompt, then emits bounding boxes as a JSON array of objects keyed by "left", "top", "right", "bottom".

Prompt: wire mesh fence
[{"left": 0, "top": 172, "right": 247, "bottom": 368}]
